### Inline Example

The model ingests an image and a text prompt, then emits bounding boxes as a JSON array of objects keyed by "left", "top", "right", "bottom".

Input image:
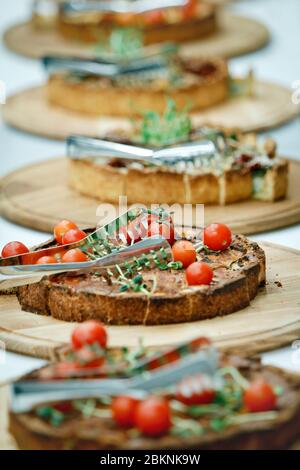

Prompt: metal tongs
[
  {"left": 61, "top": 0, "right": 188, "bottom": 15},
  {"left": 43, "top": 53, "right": 173, "bottom": 79},
  {"left": 0, "top": 207, "right": 172, "bottom": 290},
  {"left": 11, "top": 341, "right": 219, "bottom": 413},
  {"left": 67, "top": 135, "right": 217, "bottom": 166}
]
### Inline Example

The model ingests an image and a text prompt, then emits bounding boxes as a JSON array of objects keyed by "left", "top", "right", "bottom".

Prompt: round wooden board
[
  {"left": 3, "top": 81, "right": 299, "bottom": 140},
  {"left": 1, "top": 157, "right": 300, "bottom": 235},
  {"left": 3, "top": 12, "right": 269, "bottom": 60},
  {"left": 0, "top": 242, "right": 299, "bottom": 360}
]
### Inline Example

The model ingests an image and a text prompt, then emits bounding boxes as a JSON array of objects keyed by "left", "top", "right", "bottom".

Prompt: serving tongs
[
  {"left": 11, "top": 342, "right": 219, "bottom": 413},
  {"left": 67, "top": 135, "right": 217, "bottom": 166},
  {"left": 43, "top": 53, "right": 172, "bottom": 79},
  {"left": 60, "top": 0, "right": 188, "bottom": 15},
  {"left": 0, "top": 207, "right": 172, "bottom": 290}
]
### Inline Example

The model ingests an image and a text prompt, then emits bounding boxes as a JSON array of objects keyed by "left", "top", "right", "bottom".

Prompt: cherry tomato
[
  {"left": 62, "top": 249, "right": 89, "bottom": 263},
  {"left": 71, "top": 320, "right": 107, "bottom": 350},
  {"left": 112, "top": 396, "right": 139, "bottom": 428},
  {"left": 144, "top": 9, "right": 164, "bottom": 25},
  {"left": 148, "top": 221, "right": 175, "bottom": 245},
  {"left": 203, "top": 223, "right": 232, "bottom": 251},
  {"left": 134, "top": 396, "right": 171, "bottom": 437},
  {"left": 244, "top": 380, "right": 277, "bottom": 413},
  {"left": 172, "top": 240, "right": 196, "bottom": 268},
  {"left": 53, "top": 401, "right": 73, "bottom": 413},
  {"left": 1, "top": 241, "right": 29, "bottom": 258},
  {"left": 36, "top": 256, "right": 57, "bottom": 265},
  {"left": 75, "top": 346, "right": 105, "bottom": 369},
  {"left": 54, "top": 220, "right": 78, "bottom": 244},
  {"left": 186, "top": 261, "right": 213, "bottom": 286},
  {"left": 182, "top": 0, "right": 198, "bottom": 19},
  {"left": 61, "top": 228, "right": 87, "bottom": 245},
  {"left": 175, "top": 373, "right": 216, "bottom": 406}
]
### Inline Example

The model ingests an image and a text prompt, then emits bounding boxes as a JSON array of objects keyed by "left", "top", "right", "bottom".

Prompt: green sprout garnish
[
  {"left": 95, "top": 28, "right": 144, "bottom": 59},
  {"left": 137, "top": 98, "right": 192, "bottom": 147}
]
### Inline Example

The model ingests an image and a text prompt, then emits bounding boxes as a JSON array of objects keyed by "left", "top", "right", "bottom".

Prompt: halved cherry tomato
[
  {"left": 71, "top": 320, "right": 107, "bottom": 350},
  {"left": 172, "top": 240, "right": 196, "bottom": 268},
  {"left": 54, "top": 220, "right": 78, "bottom": 244},
  {"left": 144, "top": 9, "right": 164, "bottom": 25},
  {"left": 203, "top": 223, "right": 232, "bottom": 251},
  {"left": 186, "top": 261, "right": 213, "bottom": 286},
  {"left": 244, "top": 380, "right": 277, "bottom": 413},
  {"left": 112, "top": 396, "right": 140, "bottom": 428},
  {"left": 134, "top": 396, "right": 171, "bottom": 437},
  {"left": 148, "top": 220, "right": 175, "bottom": 245},
  {"left": 53, "top": 401, "right": 73, "bottom": 414},
  {"left": 36, "top": 256, "right": 57, "bottom": 265},
  {"left": 61, "top": 228, "right": 87, "bottom": 245},
  {"left": 175, "top": 373, "right": 216, "bottom": 406},
  {"left": 62, "top": 249, "right": 88, "bottom": 263},
  {"left": 1, "top": 241, "right": 29, "bottom": 258},
  {"left": 182, "top": 0, "right": 198, "bottom": 19}
]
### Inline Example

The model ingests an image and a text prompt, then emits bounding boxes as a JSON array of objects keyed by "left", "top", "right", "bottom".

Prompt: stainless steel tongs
[
  {"left": 11, "top": 345, "right": 219, "bottom": 413},
  {"left": 60, "top": 0, "right": 188, "bottom": 15},
  {"left": 43, "top": 53, "right": 172, "bottom": 78},
  {"left": 67, "top": 135, "right": 217, "bottom": 166},
  {"left": 0, "top": 236, "right": 171, "bottom": 291}
]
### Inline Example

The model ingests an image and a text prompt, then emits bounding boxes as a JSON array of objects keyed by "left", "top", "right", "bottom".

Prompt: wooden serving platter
[
  {"left": 0, "top": 242, "right": 299, "bottom": 360},
  {"left": 3, "top": 80, "right": 299, "bottom": 140},
  {"left": 3, "top": 12, "right": 269, "bottom": 60},
  {"left": 1, "top": 157, "right": 300, "bottom": 235}
]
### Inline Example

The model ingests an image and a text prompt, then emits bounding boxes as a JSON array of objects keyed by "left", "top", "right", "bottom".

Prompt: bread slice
[
  {"left": 16, "top": 235, "right": 266, "bottom": 325},
  {"left": 9, "top": 357, "right": 300, "bottom": 450}
]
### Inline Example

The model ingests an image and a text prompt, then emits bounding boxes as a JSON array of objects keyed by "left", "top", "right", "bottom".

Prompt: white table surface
[{"left": 0, "top": 0, "right": 300, "bottom": 383}]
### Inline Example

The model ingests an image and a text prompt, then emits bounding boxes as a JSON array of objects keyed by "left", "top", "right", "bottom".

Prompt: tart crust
[
  {"left": 16, "top": 235, "right": 266, "bottom": 325},
  {"left": 9, "top": 359, "right": 300, "bottom": 450},
  {"left": 68, "top": 158, "right": 288, "bottom": 205},
  {"left": 46, "top": 57, "right": 228, "bottom": 117},
  {"left": 56, "top": 3, "right": 217, "bottom": 45}
]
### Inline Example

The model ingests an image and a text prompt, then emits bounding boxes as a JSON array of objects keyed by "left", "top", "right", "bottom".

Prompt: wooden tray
[
  {"left": 0, "top": 242, "right": 300, "bottom": 360},
  {"left": 3, "top": 80, "right": 299, "bottom": 140},
  {"left": 1, "top": 157, "right": 300, "bottom": 235},
  {"left": 3, "top": 12, "right": 269, "bottom": 60}
]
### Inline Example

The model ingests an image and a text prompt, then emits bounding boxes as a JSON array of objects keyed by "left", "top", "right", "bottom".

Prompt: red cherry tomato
[
  {"left": 172, "top": 240, "right": 197, "bottom": 268},
  {"left": 134, "top": 396, "right": 171, "bottom": 437},
  {"left": 148, "top": 221, "right": 175, "bottom": 245},
  {"left": 1, "top": 241, "right": 29, "bottom": 258},
  {"left": 61, "top": 229, "right": 87, "bottom": 245},
  {"left": 186, "top": 261, "right": 213, "bottom": 286},
  {"left": 62, "top": 249, "right": 89, "bottom": 263},
  {"left": 203, "top": 223, "right": 232, "bottom": 252},
  {"left": 175, "top": 373, "right": 216, "bottom": 406},
  {"left": 244, "top": 380, "right": 277, "bottom": 413},
  {"left": 53, "top": 401, "right": 73, "bottom": 413},
  {"left": 75, "top": 346, "right": 105, "bottom": 369},
  {"left": 182, "top": 0, "right": 198, "bottom": 19},
  {"left": 54, "top": 220, "right": 78, "bottom": 244},
  {"left": 144, "top": 9, "right": 164, "bottom": 24},
  {"left": 36, "top": 256, "right": 57, "bottom": 265},
  {"left": 112, "top": 396, "right": 139, "bottom": 428},
  {"left": 71, "top": 320, "right": 107, "bottom": 350}
]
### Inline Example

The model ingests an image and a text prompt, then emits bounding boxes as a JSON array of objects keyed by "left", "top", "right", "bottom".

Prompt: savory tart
[
  {"left": 9, "top": 329, "right": 300, "bottom": 450},
  {"left": 68, "top": 106, "right": 289, "bottom": 205},
  {"left": 0, "top": 209, "right": 266, "bottom": 325},
  {"left": 56, "top": 1, "right": 217, "bottom": 45},
  {"left": 47, "top": 56, "right": 228, "bottom": 117}
]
